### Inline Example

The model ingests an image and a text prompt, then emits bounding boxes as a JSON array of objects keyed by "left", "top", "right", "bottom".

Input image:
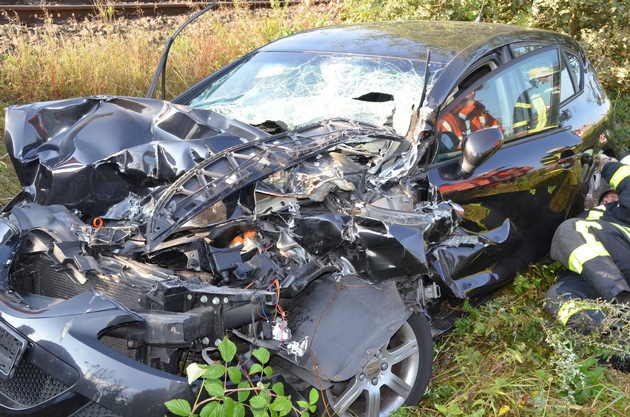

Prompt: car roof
[{"left": 257, "top": 20, "right": 572, "bottom": 64}]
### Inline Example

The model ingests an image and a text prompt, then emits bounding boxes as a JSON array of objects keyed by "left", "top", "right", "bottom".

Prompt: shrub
[
  {"left": 337, "top": 0, "right": 629, "bottom": 96},
  {"left": 165, "top": 338, "right": 319, "bottom": 417}
]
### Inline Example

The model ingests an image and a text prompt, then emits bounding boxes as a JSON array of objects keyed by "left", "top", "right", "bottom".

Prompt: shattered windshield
[{"left": 187, "top": 52, "right": 442, "bottom": 135}]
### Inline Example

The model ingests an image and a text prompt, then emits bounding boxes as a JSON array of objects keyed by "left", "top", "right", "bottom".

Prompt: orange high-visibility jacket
[{"left": 438, "top": 101, "right": 500, "bottom": 148}]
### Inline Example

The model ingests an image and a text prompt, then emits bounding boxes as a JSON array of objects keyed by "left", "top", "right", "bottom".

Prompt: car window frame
[
  {"left": 173, "top": 54, "right": 254, "bottom": 105},
  {"left": 431, "top": 44, "right": 567, "bottom": 164},
  {"left": 440, "top": 54, "right": 501, "bottom": 109},
  {"left": 559, "top": 48, "right": 584, "bottom": 105}
]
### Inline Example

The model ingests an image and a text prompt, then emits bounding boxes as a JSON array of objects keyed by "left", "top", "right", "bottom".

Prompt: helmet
[
  {"left": 596, "top": 186, "right": 617, "bottom": 205},
  {"left": 588, "top": 171, "right": 617, "bottom": 207}
]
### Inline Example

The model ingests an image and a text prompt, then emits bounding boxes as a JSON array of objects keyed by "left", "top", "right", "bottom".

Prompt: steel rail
[{"left": 0, "top": 1, "right": 300, "bottom": 23}]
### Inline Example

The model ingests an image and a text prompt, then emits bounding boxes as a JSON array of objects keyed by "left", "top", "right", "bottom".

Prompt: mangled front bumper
[
  {"left": 0, "top": 219, "right": 195, "bottom": 417},
  {"left": 0, "top": 292, "right": 197, "bottom": 416}
]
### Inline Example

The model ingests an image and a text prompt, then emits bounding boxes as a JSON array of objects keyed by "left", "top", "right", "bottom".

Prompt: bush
[
  {"left": 527, "top": 0, "right": 629, "bottom": 97},
  {"left": 337, "top": 0, "right": 629, "bottom": 96},
  {"left": 165, "top": 338, "right": 319, "bottom": 417}
]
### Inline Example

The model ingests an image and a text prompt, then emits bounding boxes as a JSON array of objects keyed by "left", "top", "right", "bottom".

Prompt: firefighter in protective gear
[
  {"left": 437, "top": 87, "right": 501, "bottom": 150},
  {"left": 513, "top": 66, "right": 555, "bottom": 134},
  {"left": 545, "top": 155, "right": 630, "bottom": 327}
]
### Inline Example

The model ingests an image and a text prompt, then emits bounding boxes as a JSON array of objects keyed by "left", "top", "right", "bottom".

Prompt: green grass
[
  {"left": 408, "top": 264, "right": 630, "bottom": 416},
  {"left": 0, "top": 2, "right": 629, "bottom": 416},
  {"left": 0, "top": 104, "right": 21, "bottom": 206}
]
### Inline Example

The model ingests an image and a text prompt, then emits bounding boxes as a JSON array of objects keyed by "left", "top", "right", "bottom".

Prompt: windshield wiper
[{"left": 147, "top": 3, "right": 217, "bottom": 100}]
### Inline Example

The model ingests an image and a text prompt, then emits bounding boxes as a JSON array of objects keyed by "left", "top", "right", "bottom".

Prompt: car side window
[
  {"left": 510, "top": 49, "right": 561, "bottom": 138},
  {"left": 565, "top": 52, "right": 582, "bottom": 88},
  {"left": 560, "top": 51, "right": 582, "bottom": 102},
  {"left": 436, "top": 48, "right": 561, "bottom": 161}
]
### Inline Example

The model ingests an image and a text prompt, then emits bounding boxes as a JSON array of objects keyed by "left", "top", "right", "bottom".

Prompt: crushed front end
[{"left": 0, "top": 97, "right": 467, "bottom": 416}]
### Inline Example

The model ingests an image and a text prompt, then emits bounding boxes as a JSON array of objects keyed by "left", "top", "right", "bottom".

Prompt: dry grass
[
  {"left": 0, "top": 2, "right": 341, "bottom": 104},
  {"left": 0, "top": 1, "right": 341, "bottom": 205}
]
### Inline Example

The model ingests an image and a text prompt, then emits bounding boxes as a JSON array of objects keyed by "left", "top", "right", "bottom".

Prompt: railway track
[{"left": 0, "top": 1, "right": 288, "bottom": 24}]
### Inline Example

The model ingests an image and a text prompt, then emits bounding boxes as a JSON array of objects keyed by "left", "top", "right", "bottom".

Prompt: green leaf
[
  {"left": 309, "top": 388, "right": 319, "bottom": 405},
  {"left": 435, "top": 404, "right": 449, "bottom": 415},
  {"left": 233, "top": 402, "right": 246, "bottom": 417},
  {"left": 258, "top": 391, "right": 270, "bottom": 402},
  {"left": 199, "top": 401, "right": 221, "bottom": 417},
  {"left": 203, "top": 364, "right": 226, "bottom": 380},
  {"left": 186, "top": 363, "right": 207, "bottom": 385},
  {"left": 204, "top": 380, "right": 225, "bottom": 399},
  {"left": 270, "top": 397, "right": 292, "bottom": 416},
  {"left": 249, "top": 363, "right": 264, "bottom": 375},
  {"left": 227, "top": 365, "right": 243, "bottom": 384},
  {"left": 263, "top": 365, "right": 273, "bottom": 379},
  {"left": 300, "top": 413, "right": 310, "bottom": 417},
  {"left": 252, "top": 409, "right": 269, "bottom": 417},
  {"left": 252, "top": 347, "right": 270, "bottom": 364},
  {"left": 296, "top": 400, "right": 309, "bottom": 410},
  {"left": 221, "top": 397, "right": 235, "bottom": 417},
  {"left": 271, "top": 382, "right": 285, "bottom": 396},
  {"left": 237, "top": 381, "right": 251, "bottom": 402},
  {"left": 218, "top": 338, "right": 237, "bottom": 362},
  {"left": 250, "top": 395, "right": 269, "bottom": 410},
  {"left": 164, "top": 399, "right": 192, "bottom": 416}
]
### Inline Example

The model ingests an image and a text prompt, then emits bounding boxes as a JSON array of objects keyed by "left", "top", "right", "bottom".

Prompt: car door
[{"left": 427, "top": 45, "right": 589, "bottom": 295}]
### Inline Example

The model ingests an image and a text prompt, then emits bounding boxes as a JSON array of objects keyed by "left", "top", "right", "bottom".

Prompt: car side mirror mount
[{"left": 459, "top": 128, "right": 504, "bottom": 178}]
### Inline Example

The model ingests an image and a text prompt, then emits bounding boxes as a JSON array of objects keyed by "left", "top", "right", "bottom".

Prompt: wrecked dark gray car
[{"left": 0, "top": 20, "right": 614, "bottom": 417}]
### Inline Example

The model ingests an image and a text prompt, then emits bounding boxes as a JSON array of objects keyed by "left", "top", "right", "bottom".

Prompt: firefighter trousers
[
  {"left": 544, "top": 270, "right": 607, "bottom": 327},
  {"left": 550, "top": 217, "right": 630, "bottom": 300}
]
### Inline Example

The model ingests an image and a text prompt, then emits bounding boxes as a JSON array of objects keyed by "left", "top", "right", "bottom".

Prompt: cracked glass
[{"left": 188, "top": 51, "right": 442, "bottom": 135}]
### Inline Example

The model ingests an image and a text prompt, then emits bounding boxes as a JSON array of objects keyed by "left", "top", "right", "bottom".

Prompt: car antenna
[
  {"left": 475, "top": 0, "right": 486, "bottom": 22},
  {"left": 418, "top": 49, "right": 431, "bottom": 110},
  {"left": 146, "top": 3, "right": 217, "bottom": 100}
]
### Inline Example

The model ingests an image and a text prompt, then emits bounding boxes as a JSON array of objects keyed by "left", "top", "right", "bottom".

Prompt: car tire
[{"left": 323, "top": 313, "right": 433, "bottom": 417}]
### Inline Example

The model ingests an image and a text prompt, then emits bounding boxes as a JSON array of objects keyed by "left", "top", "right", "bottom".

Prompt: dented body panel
[{"left": 4, "top": 96, "right": 267, "bottom": 214}]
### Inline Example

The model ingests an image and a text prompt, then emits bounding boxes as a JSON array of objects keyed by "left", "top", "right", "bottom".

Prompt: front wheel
[{"left": 324, "top": 313, "right": 433, "bottom": 417}]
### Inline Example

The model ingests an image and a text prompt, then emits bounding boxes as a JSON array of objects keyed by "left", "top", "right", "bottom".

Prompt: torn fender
[
  {"left": 280, "top": 274, "right": 410, "bottom": 384},
  {"left": 292, "top": 214, "right": 430, "bottom": 280},
  {"left": 429, "top": 218, "right": 523, "bottom": 297}
]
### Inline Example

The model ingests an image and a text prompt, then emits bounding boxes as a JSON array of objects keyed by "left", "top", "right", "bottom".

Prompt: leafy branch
[{"left": 165, "top": 338, "right": 319, "bottom": 417}]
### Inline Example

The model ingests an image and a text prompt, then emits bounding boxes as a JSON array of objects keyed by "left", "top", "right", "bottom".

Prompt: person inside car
[
  {"left": 544, "top": 152, "right": 630, "bottom": 328},
  {"left": 437, "top": 85, "right": 502, "bottom": 151},
  {"left": 513, "top": 66, "right": 557, "bottom": 134}
]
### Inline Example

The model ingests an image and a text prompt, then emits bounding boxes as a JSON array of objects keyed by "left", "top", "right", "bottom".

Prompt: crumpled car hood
[
  {"left": 4, "top": 96, "right": 455, "bottom": 250},
  {"left": 3, "top": 95, "right": 268, "bottom": 215},
  {"left": 3, "top": 95, "right": 465, "bottom": 292}
]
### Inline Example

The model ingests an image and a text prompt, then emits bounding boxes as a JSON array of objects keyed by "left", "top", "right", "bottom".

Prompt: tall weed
[
  {"left": 0, "top": 2, "right": 339, "bottom": 104},
  {"left": 416, "top": 266, "right": 630, "bottom": 417}
]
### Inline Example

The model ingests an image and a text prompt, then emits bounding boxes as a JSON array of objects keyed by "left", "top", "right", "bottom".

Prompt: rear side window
[
  {"left": 560, "top": 51, "right": 583, "bottom": 102},
  {"left": 436, "top": 48, "right": 562, "bottom": 161}
]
